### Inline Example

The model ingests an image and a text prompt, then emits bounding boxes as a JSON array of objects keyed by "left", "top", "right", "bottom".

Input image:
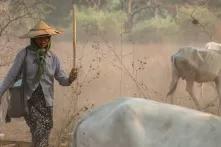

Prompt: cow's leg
[
  {"left": 166, "top": 68, "right": 179, "bottom": 104},
  {"left": 215, "top": 79, "right": 221, "bottom": 114},
  {"left": 186, "top": 80, "right": 201, "bottom": 110}
]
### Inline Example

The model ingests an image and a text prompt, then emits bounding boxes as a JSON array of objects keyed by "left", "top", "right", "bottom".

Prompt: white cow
[
  {"left": 72, "top": 97, "right": 221, "bottom": 147},
  {"left": 167, "top": 46, "right": 221, "bottom": 112}
]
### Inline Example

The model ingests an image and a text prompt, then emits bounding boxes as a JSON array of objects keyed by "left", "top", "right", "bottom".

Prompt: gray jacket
[{"left": 0, "top": 47, "right": 70, "bottom": 106}]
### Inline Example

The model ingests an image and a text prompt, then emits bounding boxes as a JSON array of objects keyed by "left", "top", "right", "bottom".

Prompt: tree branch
[{"left": 0, "top": 13, "right": 29, "bottom": 36}]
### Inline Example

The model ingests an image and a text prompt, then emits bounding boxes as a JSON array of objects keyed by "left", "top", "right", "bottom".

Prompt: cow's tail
[{"left": 167, "top": 55, "right": 179, "bottom": 97}]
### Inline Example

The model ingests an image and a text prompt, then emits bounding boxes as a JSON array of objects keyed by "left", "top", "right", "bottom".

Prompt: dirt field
[{"left": 0, "top": 40, "right": 219, "bottom": 146}]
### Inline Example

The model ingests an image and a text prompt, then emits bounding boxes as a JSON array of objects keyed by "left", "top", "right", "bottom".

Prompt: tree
[{"left": 123, "top": 0, "right": 160, "bottom": 32}]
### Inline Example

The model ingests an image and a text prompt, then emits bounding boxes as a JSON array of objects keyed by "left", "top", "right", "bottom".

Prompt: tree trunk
[{"left": 124, "top": 0, "right": 133, "bottom": 33}]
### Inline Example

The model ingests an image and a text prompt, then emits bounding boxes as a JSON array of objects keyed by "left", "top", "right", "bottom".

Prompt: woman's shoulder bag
[{"left": 7, "top": 48, "right": 28, "bottom": 119}]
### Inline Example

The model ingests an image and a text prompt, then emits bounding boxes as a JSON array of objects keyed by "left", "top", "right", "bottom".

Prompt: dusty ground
[{"left": 0, "top": 39, "right": 219, "bottom": 146}]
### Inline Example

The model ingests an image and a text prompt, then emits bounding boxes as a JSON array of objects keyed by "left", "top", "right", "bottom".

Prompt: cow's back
[{"left": 74, "top": 97, "right": 221, "bottom": 147}]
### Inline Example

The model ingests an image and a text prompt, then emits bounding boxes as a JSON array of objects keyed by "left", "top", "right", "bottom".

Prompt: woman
[{"left": 0, "top": 21, "right": 78, "bottom": 147}]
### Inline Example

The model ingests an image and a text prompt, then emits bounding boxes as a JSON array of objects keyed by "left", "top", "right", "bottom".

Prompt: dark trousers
[{"left": 24, "top": 85, "right": 53, "bottom": 147}]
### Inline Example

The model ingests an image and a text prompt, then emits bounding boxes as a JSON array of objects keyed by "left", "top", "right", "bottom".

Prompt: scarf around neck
[{"left": 28, "top": 39, "right": 51, "bottom": 81}]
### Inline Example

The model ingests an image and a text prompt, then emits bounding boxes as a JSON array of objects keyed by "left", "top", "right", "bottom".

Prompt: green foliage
[
  {"left": 128, "top": 15, "right": 178, "bottom": 43},
  {"left": 77, "top": 8, "right": 126, "bottom": 41},
  {"left": 144, "top": 16, "right": 178, "bottom": 30},
  {"left": 126, "top": 5, "right": 220, "bottom": 43},
  {"left": 42, "top": 0, "right": 221, "bottom": 43},
  {"left": 76, "top": 0, "right": 109, "bottom": 9},
  {"left": 103, "top": 0, "right": 122, "bottom": 11}
]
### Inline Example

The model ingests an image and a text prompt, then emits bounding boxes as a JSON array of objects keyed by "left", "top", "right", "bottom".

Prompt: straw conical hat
[{"left": 20, "top": 20, "right": 62, "bottom": 38}]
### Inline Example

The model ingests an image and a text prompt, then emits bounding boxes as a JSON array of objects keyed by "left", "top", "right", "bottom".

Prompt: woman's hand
[{"left": 69, "top": 68, "right": 78, "bottom": 84}]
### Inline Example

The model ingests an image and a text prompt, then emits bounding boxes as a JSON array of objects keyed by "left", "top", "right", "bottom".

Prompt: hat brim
[{"left": 19, "top": 28, "right": 63, "bottom": 39}]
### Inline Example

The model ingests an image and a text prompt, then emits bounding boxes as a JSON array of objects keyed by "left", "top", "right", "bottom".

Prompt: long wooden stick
[
  {"left": 72, "top": 0, "right": 76, "bottom": 68},
  {"left": 72, "top": 0, "right": 78, "bottom": 117}
]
